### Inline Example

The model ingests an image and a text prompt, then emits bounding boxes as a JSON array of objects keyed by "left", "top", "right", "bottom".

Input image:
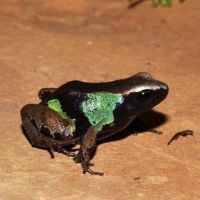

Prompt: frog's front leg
[
  {"left": 74, "top": 127, "right": 103, "bottom": 176},
  {"left": 21, "top": 104, "right": 79, "bottom": 157}
]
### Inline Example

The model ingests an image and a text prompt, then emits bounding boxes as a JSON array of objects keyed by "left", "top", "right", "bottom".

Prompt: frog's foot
[
  {"left": 83, "top": 167, "right": 104, "bottom": 176},
  {"left": 73, "top": 155, "right": 94, "bottom": 166},
  {"left": 81, "top": 154, "right": 103, "bottom": 176},
  {"left": 59, "top": 148, "right": 77, "bottom": 157},
  {"left": 73, "top": 153, "right": 81, "bottom": 163},
  {"left": 81, "top": 153, "right": 103, "bottom": 176},
  {"left": 48, "top": 148, "right": 55, "bottom": 158},
  {"left": 49, "top": 147, "right": 78, "bottom": 159},
  {"left": 76, "top": 127, "right": 104, "bottom": 176}
]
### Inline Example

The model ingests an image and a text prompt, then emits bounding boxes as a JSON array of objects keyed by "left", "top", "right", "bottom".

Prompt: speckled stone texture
[{"left": 0, "top": 0, "right": 200, "bottom": 199}]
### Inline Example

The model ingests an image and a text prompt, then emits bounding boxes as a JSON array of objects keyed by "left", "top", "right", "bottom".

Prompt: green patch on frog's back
[
  {"left": 47, "top": 99, "right": 76, "bottom": 135},
  {"left": 82, "top": 92, "right": 123, "bottom": 132}
]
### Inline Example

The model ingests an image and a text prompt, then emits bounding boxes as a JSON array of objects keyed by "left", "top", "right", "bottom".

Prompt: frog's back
[
  {"left": 49, "top": 79, "right": 133, "bottom": 138},
  {"left": 53, "top": 76, "right": 137, "bottom": 95},
  {"left": 50, "top": 87, "right": 134, "bottom": 139},
  {"left": 50, "top": 78, "right": 132, "bottom": 122},
  {"left": 49, "top": 79, "right": 125, "bottom": 120}
]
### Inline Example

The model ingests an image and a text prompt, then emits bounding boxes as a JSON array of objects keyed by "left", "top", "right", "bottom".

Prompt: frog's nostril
[{"left": 161, "top": 84, "right": 169, "bottom": 92}]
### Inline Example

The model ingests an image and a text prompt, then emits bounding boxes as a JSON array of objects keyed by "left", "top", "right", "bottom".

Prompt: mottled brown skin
[
  {"left": 21, "top": 72, "right": 169, "bottom": 176},
  {"left": 21, "top": 104, "right": 79, "bottom": 156}
]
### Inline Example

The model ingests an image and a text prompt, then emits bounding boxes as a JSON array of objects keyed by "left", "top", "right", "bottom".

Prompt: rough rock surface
[{"left": 0, "top": 0, "right": 200, "bottom": 199}]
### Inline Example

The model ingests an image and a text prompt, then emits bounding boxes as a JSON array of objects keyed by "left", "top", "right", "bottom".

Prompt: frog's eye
[{"left": 138, "top": 89, "right": 153, "bottom": 98}]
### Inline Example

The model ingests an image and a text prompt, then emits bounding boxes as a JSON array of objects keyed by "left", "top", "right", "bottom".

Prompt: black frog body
[{"left": 21, "top": 72, "right": 168, "bottom": 175}]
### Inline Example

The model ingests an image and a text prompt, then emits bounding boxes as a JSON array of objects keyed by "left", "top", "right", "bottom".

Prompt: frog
[{"left": 20, "top": 72, "right": 168, "bottom": 176}]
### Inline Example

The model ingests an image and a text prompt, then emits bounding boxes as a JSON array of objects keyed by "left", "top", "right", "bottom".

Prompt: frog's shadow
[{"left": 98, "top": 109, "right": 169, "bottom": 145}]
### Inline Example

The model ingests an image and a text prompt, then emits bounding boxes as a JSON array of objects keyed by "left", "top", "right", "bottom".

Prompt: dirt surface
[{"left": 0, "top": 0, "right": 200, "bottom": 199}]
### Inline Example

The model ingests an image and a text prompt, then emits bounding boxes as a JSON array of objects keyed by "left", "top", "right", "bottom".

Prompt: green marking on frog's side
[
  {"left": 48, "top": 99, "right": 69, "bottom": 119},
  {"left": 47, "top": 99, "right": 76, "bottom": 135},
  {"left": 82, "top": 92, "right": 123, "bottom": 132}
]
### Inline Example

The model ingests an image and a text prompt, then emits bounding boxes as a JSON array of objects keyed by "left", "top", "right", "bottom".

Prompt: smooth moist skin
[
  {"left": 21, "top": 72, "right": 168, "bottom": 176},
  {"left": 82, "top": 92, "right": 123, "bottom": 131}
]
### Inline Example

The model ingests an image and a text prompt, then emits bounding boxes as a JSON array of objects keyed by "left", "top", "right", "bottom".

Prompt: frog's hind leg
[
  {"left": 20, "top": 104, "right": 78, "bottom": 157},
  {"left": 38, "top": 88, "right": 56, "bottom": 100},
  {"left": 74, "top": 127, "right": 103, "bottom": 176}
]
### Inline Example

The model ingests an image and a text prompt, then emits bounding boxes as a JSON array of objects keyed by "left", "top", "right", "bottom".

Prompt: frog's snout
[
  {"left": 160, "top": 82, "right": 168, "bottom": 91},
  {"left": 157, "top": 82, "right": 169, "bottom": 101}
]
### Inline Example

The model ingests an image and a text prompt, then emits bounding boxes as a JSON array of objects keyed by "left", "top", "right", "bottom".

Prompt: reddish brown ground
[{"left": 0, "top": 0, "right": 200, "bottom": 199}]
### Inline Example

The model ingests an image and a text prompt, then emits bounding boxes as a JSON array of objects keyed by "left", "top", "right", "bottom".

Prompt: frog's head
[{"left": 123, "top": 72, "right": 169, "bottom": 115}]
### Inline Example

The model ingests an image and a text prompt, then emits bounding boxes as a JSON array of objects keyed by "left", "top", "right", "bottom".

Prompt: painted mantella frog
[{"left": 21, "top": 72, "right": 168, "bottom": 176}]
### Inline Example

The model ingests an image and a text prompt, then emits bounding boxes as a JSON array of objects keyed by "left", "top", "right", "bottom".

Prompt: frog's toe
[
  {"left": 59, "top": 148, "right": 77, "bottom": 157},
  {"left": 73, "top": 155, "right": 94, "bottom": 167},
  {"left": 84, "top": 168, "right": 104, "bottom": 176},
  {"left": 149, "top": 129, "right": 163, "bottom": 135},
  {"left": 73, "top": 155, "right": 81, "bottom": 163}
]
